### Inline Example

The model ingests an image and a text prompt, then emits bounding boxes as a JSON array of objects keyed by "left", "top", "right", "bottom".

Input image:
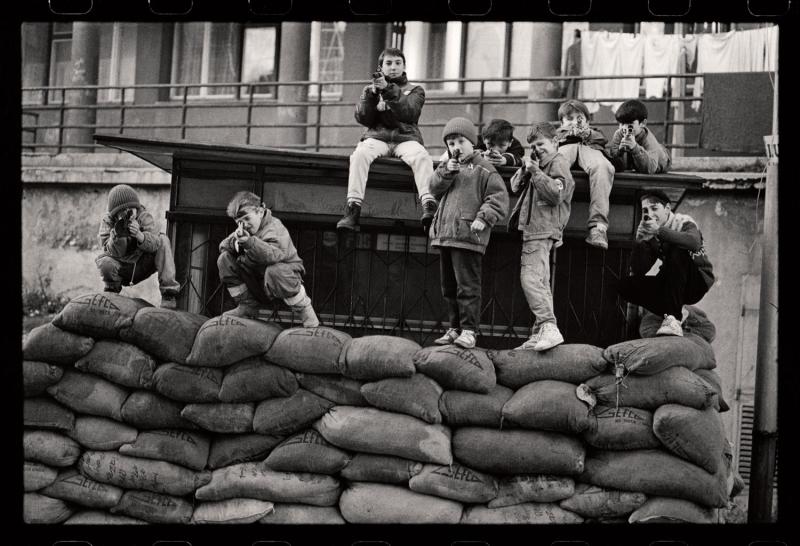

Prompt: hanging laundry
[
  {"left": 765, "top": 25, "right": 778, "bottom": 72},
  {"left": 643, "top": 35, "right": 697, "bottom": 101},
  {"left": 580, "top": 31, "right": 644, "bottom": 113}
]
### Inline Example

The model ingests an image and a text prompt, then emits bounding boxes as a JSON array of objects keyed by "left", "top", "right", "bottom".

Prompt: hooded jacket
[
  {"left": 556, "top": 125, "right": 610, "bottom": 154},
  {"left": 97, "top": 205, "right": 160, "bottom": 263},
  {"left": 355, "top": 73, "right": 425, "bottom": 145},
  {"left": 219, "top": 209, "right": 304, "bottom": 272},
  {"left": 608, "top": 126, "right": 672, "bottom": 174}
]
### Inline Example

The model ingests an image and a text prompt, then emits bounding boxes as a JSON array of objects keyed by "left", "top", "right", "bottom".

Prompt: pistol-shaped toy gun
[
  {"left": 372, "top": 66, "right": 387, "bottom": 112},
  {"left": 113, "top": 208, "right": 135, "bottom": 237}
]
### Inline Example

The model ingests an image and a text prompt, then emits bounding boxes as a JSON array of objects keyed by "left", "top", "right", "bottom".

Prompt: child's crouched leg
[
  {"left": 217, "top": 251, "right": 264, "bottom": 318},
  {"left": 578, "top": 145, "right": 614, "bottom": 249},
  {"left": 265, "top": 263, "right": 320, "bottom": 328},
  {"left": 95, "top": 255, "right": 126, "bottom": 293}
]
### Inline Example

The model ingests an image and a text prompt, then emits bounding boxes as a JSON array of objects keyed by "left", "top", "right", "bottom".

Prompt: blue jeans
[{"left": 520, "top": 239, "right": 556, "bottom": 331}]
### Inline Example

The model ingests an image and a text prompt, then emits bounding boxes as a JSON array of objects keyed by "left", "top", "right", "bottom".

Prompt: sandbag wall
[{"left": 22, "top": 293, "right": 743, "bottom": 524}]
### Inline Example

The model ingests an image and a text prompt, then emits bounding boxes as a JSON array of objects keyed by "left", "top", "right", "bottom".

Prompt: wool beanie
[
  {"left": 107, "top": 184, "right": 141, "bottom": 217},
  {"left": 442, "top": 117, "right": 478, "bottom": 146}
]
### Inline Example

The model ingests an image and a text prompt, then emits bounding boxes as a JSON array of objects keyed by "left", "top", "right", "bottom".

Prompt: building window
[
  {"left": 309, "top": 22, "right": 346, "bottom": 98},
  {"left": 47, "top": 22, "right": 73, "bottom": 103},
  {"left": 98, "top": 23, "right": 137, "bottom": 103},
  {"left": 241, "top": 25, "right": 279, "bottom": 96}
]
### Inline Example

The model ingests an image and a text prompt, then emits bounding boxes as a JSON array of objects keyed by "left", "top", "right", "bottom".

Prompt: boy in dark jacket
[
  {"left": 618, "top": 189, "right": 714, "bottom": 336},
  {"left": 429, "top": 117, "right": 509, "bottom": 349},
  {"left": 509, "top": 122, "right": 575, "bottom": 351},
  {"left": 556, "top": 99, "right": 615, "bottom": 250},
  {"left": 95, "top": 184, "right": 180, "bottom": 309},
  {"left": 476, "top": 118, "right": 524, "bottom": 167},
  {"left": 337, "top": 48, "right": 436, "bottom": 231},
  {"left": 217, "top": 191, "right": 319, "bottom": 327},
  {"left": 608, "top": 99, "right": 671, "bottom": 174}
]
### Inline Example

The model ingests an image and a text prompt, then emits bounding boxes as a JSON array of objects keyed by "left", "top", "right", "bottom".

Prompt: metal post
[
  {"left": 245, "top": 84, "right": 254, "bottom": 145},
  {"left": 119, "top": 87, "right": 126, "bottom": 135},
  {"left": 180, "top": 86, "right": 188, "bottom": 140},
  {"left": 662, "top": 76, "right": 672, "bottom": 145},
  {"left": 478, "top": 80, "right": 485, "bottom": 134}
]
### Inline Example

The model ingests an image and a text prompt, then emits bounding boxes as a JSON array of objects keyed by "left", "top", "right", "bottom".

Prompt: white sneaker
[
  {"left": 515, "top": 328, "right": 542, "bottom": 350},
  {"left": 434, "top": 328, "right": 460, "bottom": 345},
  {"left": 454, "top": 329, "right": 477, "bottom": 349},
  {"left": 656, "top": 314, "right": 684, "bottom": 337},
  {"left": 533, "top": 323, "right": 564, "bottom": 351}
]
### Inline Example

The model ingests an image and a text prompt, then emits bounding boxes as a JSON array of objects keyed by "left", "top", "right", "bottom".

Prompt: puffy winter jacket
[
  {"left": 355, "top": 74, "right": 425, "bottom": 145},
  {"left": 219, "top": 209, "right": 304, "bottom": 272},
  {"left": 608, "top": 126, "right": 672, "bottom": 174},
  {"left": 97, "top": 205, "right": 161, "bottom": 264}
]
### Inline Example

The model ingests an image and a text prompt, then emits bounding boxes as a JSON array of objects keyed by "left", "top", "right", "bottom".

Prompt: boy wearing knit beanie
[
  {"left": 95, "top": 184, "right": 181, "bottom": 308},
  {"left": 428, "top": 117, "right": 509, "bottom": 349}
]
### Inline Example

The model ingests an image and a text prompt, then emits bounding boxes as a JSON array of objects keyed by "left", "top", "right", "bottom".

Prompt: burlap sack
[
  {"left": 502, "top": 380, "right": 592, "bottom": 434},
  {"left": 339, "top": 453, "right": 424, "bottom": 484},
  {"left": 151, "top": 363, "right": 223, "bottom": 403},
  {"left": 74, "top": 340, "right": 157, "bottom": 389},
  {"left": 46, "top": 368, "right": 130, "bottom": 421},
  {"left": 23, "top": 493, "right": 74, "bottom": 524},
  {"left": 207, "top": 433, "right": 285, "bottom": 470},
  {"left": 24, "top": 397, "right": 75, "bottom": 431},
  {"left": 260, "top": 504, "right": 346, "bottom": 524},
  {"left": 452, "top": 427, "right": 585, "bottom": 476},
  {"left": 119, "top": 429, "right": 210, "bottom": 471},
  {"left": 336, "top": 335, "right": 418, "bottom": 380},
  {"left": 314, "top": 406, "right": 452, "bottom": 465},
  {"left": 181, "top": 403, "right": 255, "bottom": 434},
  {"left": 110, "top": 490, "right": 193, "bottom": 524},
  {"left": 191, "top": 499, "right": 275, "bottom": 524},
  {"left": 53, "top": 292, "right": 151, "bottom": 339},
  {"left": 121, "top": 390, "right": 199, "bottom": 430},
  {"left": 603, "top": 335, "right": 716, "bottom": 376},
  {"left": 409, "top": 463, "right": 498, "bottom": 503},
  {"left": 186, "top": 315, "right": 282, "bottom": 367},
  {"left": 412, "top": 345, "right": 496, "bottom": 394},
  {"left": 265, "top": 327, "right": 351, "bottom": 373},
  {"left": 23, "top": 322, "right": 94, "bottom": 364},
  {"left": 264, "top": 429, "right": 351, "bottom": 474},
  {"left": 23, "top": 361, "right": 64, "bottom": 397},
  {"left": 68, "top": 415, "right": 138, "bottom": 450},
  {"left": 253, "top": 389, "right": 334, "bottom": 436},
  {"left": 41, "top": 469, "right": 124, "bottom": 509},
  {"left": 489, "top": 344, "right": 607, "bottom": 389},
  {"left": 24, "top": 461, "right": 59, "bottom": 492},
  {"left": 461, "top": 503, "right": 584, "bottom": 524},
  {"left": 583, "top": 406, "right": 661, "bottom": 450},
  {"left": 360, "top": 373, "right": 443, "bottom": 424},
  {"left": 23, "top": 430, "right": 82, "bottom": 467},
  {"left": 439, "top": 385, "right": 514, "bottom": 428},
  {"left": 628, "top": 496, "right": 720, "bottom": 523},
  {"left": 640, "top": 305, "right": 716, "bottom": 343},
  {"left": 64, "top": 511, "right": 148, "bottom": 525},
  {"left": 695, "top": 368, "right": 730, "bottom": 412},
  {"left": 120, "top": 306, "right": 207, "bottom": 364},
  {"left": 583, "top": 367, "right": 717, "bottom": 410},
  {"left": 295, "top": 373, "right": 367, "bottom": 406},
  {"left": 559, "top": 482, "right": 647, "bottom": 518},
  {"left": 339, "top": 483, "right": 463, "bottom": 524},
  {"left": 219, "top": 357, "right": 299, "bottom": 402},
  {"left": 653, "top": 404, "right": 726, "bottom": 474},
  {"left": 489, "top": 475, "right": 575, "bottom": 508}
]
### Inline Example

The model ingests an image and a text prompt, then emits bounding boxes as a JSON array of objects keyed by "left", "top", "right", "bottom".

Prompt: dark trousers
[
  {"left": 439, "top": 247, "right": 483, "bottom": 332},
  {"left": 217, "top": 251, "right": 303, "bottom": 304},
  {"left": 618, "top": 243, "right": 709, "bottom": 318}
]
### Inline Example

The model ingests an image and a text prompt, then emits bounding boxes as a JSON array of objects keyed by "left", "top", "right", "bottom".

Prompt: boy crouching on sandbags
[
  {"left": 509, "top": 122, "right": 575, "bottom": 351},
  {"left": 217, "top": 191, "right": 319, "bottom": 327}
]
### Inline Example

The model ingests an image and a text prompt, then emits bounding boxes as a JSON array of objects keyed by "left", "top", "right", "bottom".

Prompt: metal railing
[{"left": 21, "top": 73, "right": 704, "bottom": 155}]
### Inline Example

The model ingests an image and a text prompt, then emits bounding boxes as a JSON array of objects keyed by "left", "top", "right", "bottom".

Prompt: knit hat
[
  {"left": 442, "top": 117, "right": 478, "bottom": 146},
  {"left": 107, "top": 184, "right": 141, "bottom": 217}
]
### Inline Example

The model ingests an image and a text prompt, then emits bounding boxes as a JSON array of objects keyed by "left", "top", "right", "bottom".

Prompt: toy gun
[
  {"left": 372, "top": 66, "right": 387, "bottom": 112},
  {"left": 621, "top": 123, "right": 634, "bottom": 139},
  {"left": 113, "top": 208, "right": 134, "bottom": 237}
]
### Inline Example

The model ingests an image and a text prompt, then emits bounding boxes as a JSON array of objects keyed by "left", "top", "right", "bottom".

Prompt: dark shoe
[
  {"left": 421, "top": 200, "right": 438, "bottom": 229},
  {"left": 160, "top": 295, "right": 177, "bottom": 310},
  {"left": 104, "top": 284, "right": 122, "bottom": 294},
  {"left": 223, "top": 290, "right": 263, "bottom": 319},
  {"left": 336, "top": 202, "right": 361, "bottom": 231}
]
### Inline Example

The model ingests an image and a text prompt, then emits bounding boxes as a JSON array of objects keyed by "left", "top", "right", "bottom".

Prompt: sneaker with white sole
[
  {"left": 656, "top": 314, "right": 683, "bottom": 336},
  {"left": 585, "top": 225, "right": 608, "bottom": 249},
  {"left": 454, "top": 329, "right": 477, "bottom": 349},
  {"left": 515, "top": 327, "right": 542, "bottom": 350},
  {"left": 434, "top": 328, "right": 460, "bottom": 345},
  {"left": 533, "top": 322, "right": 564, "bottom": 351}
]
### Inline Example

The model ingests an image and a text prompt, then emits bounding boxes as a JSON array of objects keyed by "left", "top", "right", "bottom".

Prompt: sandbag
[
  {"left": 260, "top": 504, "right": 346, "bottom": 524},
  {"left": 24, "top": 397, "right": 75, "bottom": 431},
  {"left": 23, "top": 361, "right": 64, "bottom": 397},
  {"left": 23, "top": 493, "right": 74, "bottom": 524},
  {"left": 24, "top": 461, "right": 59, "bottom": 492},
  {"left": 121, "top": 390, "right": 198, "bottom": 430},
  {"left": 186, "top": 315, "right": 282, "bottom": 367},
  {"left": 461, "top": 503, "right": 584, "bottom": 524},
  {"left": 583, "top": 406, "right": 661, "bottom": 450},
  {"left": 502, "top": 380, "right": 592, "bottom": 434},
  {"left": 219, "top": 357, "right": 299, "bottom": 402},
  {"left": 653, "top": 404, "right": 726, "bottom": 474},
  {"left": 314, "top": 406, "right": 452, "bottom": 465},
  {"left": 64, "top": 510, "right": 148, "bottom": 524},
  {"left": 152, "top": 363, "right": 222, "bottom": 403},
  {"left": 53, "top": 292, "right": 152, "bottom": 339},
  {"left": 110, "top": 490, "right": 194, "bottom": 524},
  {"left": 68, "top": 415, "right": 138, "bottom": 450},
  {"left": 265, "top": 326, "right": 351, "bottom": 373},
  {"left": 41, "top": 469, "right": 124, "bottom": 508},
  {"left": 195, "top": 463, "right": 341, "bottom": 506},
  {"left": 581, "top": 449, "right": 729, "bottom": 508},
  {"left": 22, "top": 322, "right": 94, "bottom": 364},
  {"left": 120, "top": 306, "right": 207, "bottom": 364},
  {"left": 582, "top": 367, "right": 717, "bottom": 411},
  {"left": 409, "top": 463, "right": 498, "bottom": 503},
  {"left": 253, "top": 389, "right": 334, "bottom": 436},
  {"left": 191, "top": 498, "right": 275, "bottom": 524},
  {"left": 559, "top": 482, "right": 647, "bottom": 518},
  {"left": 439, "top": 385, "right": 514, "bottom": 428},
  {"left": 119, "top": 429, "right": 210, "bottom": 471},
  {"left": 46, "top": 369, "right": 129, "bottom": 421},
  {"left": 413, "top": 345, "right": 496, "bottom": 394},
  {"left": 489, "top": 475, "right": 575, "bottom": 508},
  {"left": 603, "top": 335, "right": 716, "bottom": 376},
  {"left": 295, "top": 373, "right": 367, "bottom": 406},
  {"left": 24, "top": 430, "right": 82, "bottom": 467},
  {"left": 336, "top": 335, "right": 418, "bottom": 380},
  {"left": 181, "top": 403, "right": 255, "bottom": 434},
  {"left": 489, "top": 344, "right": 607, "bottom": 389},
  {"left": 207, "top": 433, "right": 285, "bottom": 470},
  {"left": 695, "top": 369, "right": 730, "bottom": 412},
  {"left": 628, "top": 496, "right": 720, "bottom": 523},
  {"left": 361, "top": 373, "right": 443, "bottom": 424},
  {"left": 339, "top": 483, "right": 463, "bottom": 524},
  {"left": 78, "top": 451, "right": 211, "bottom": 496},
  {"left": 264, "top": 429, "right": 351, "bottom": 475},
  {"left": 640, "top": 305, "right": 716, "bottom": 343},
  {"left": 74, "top": 340, "right": 157, "bottom": 389},
  {"left": 452, "top": 427, "right": 584, "bottom": 476},
  {"left": 339, "top": 453, "right": 424, "bottom": 484}
]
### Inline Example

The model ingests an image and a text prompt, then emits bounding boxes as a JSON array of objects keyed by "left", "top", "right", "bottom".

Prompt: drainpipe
[{"left": 63, "top": 22, "right": 100, "bottom": 153}]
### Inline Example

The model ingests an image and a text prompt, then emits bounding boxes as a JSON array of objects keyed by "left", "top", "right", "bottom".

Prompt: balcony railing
[{"left": 21, "top": 73, "right": 703, "bottom": 156}]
